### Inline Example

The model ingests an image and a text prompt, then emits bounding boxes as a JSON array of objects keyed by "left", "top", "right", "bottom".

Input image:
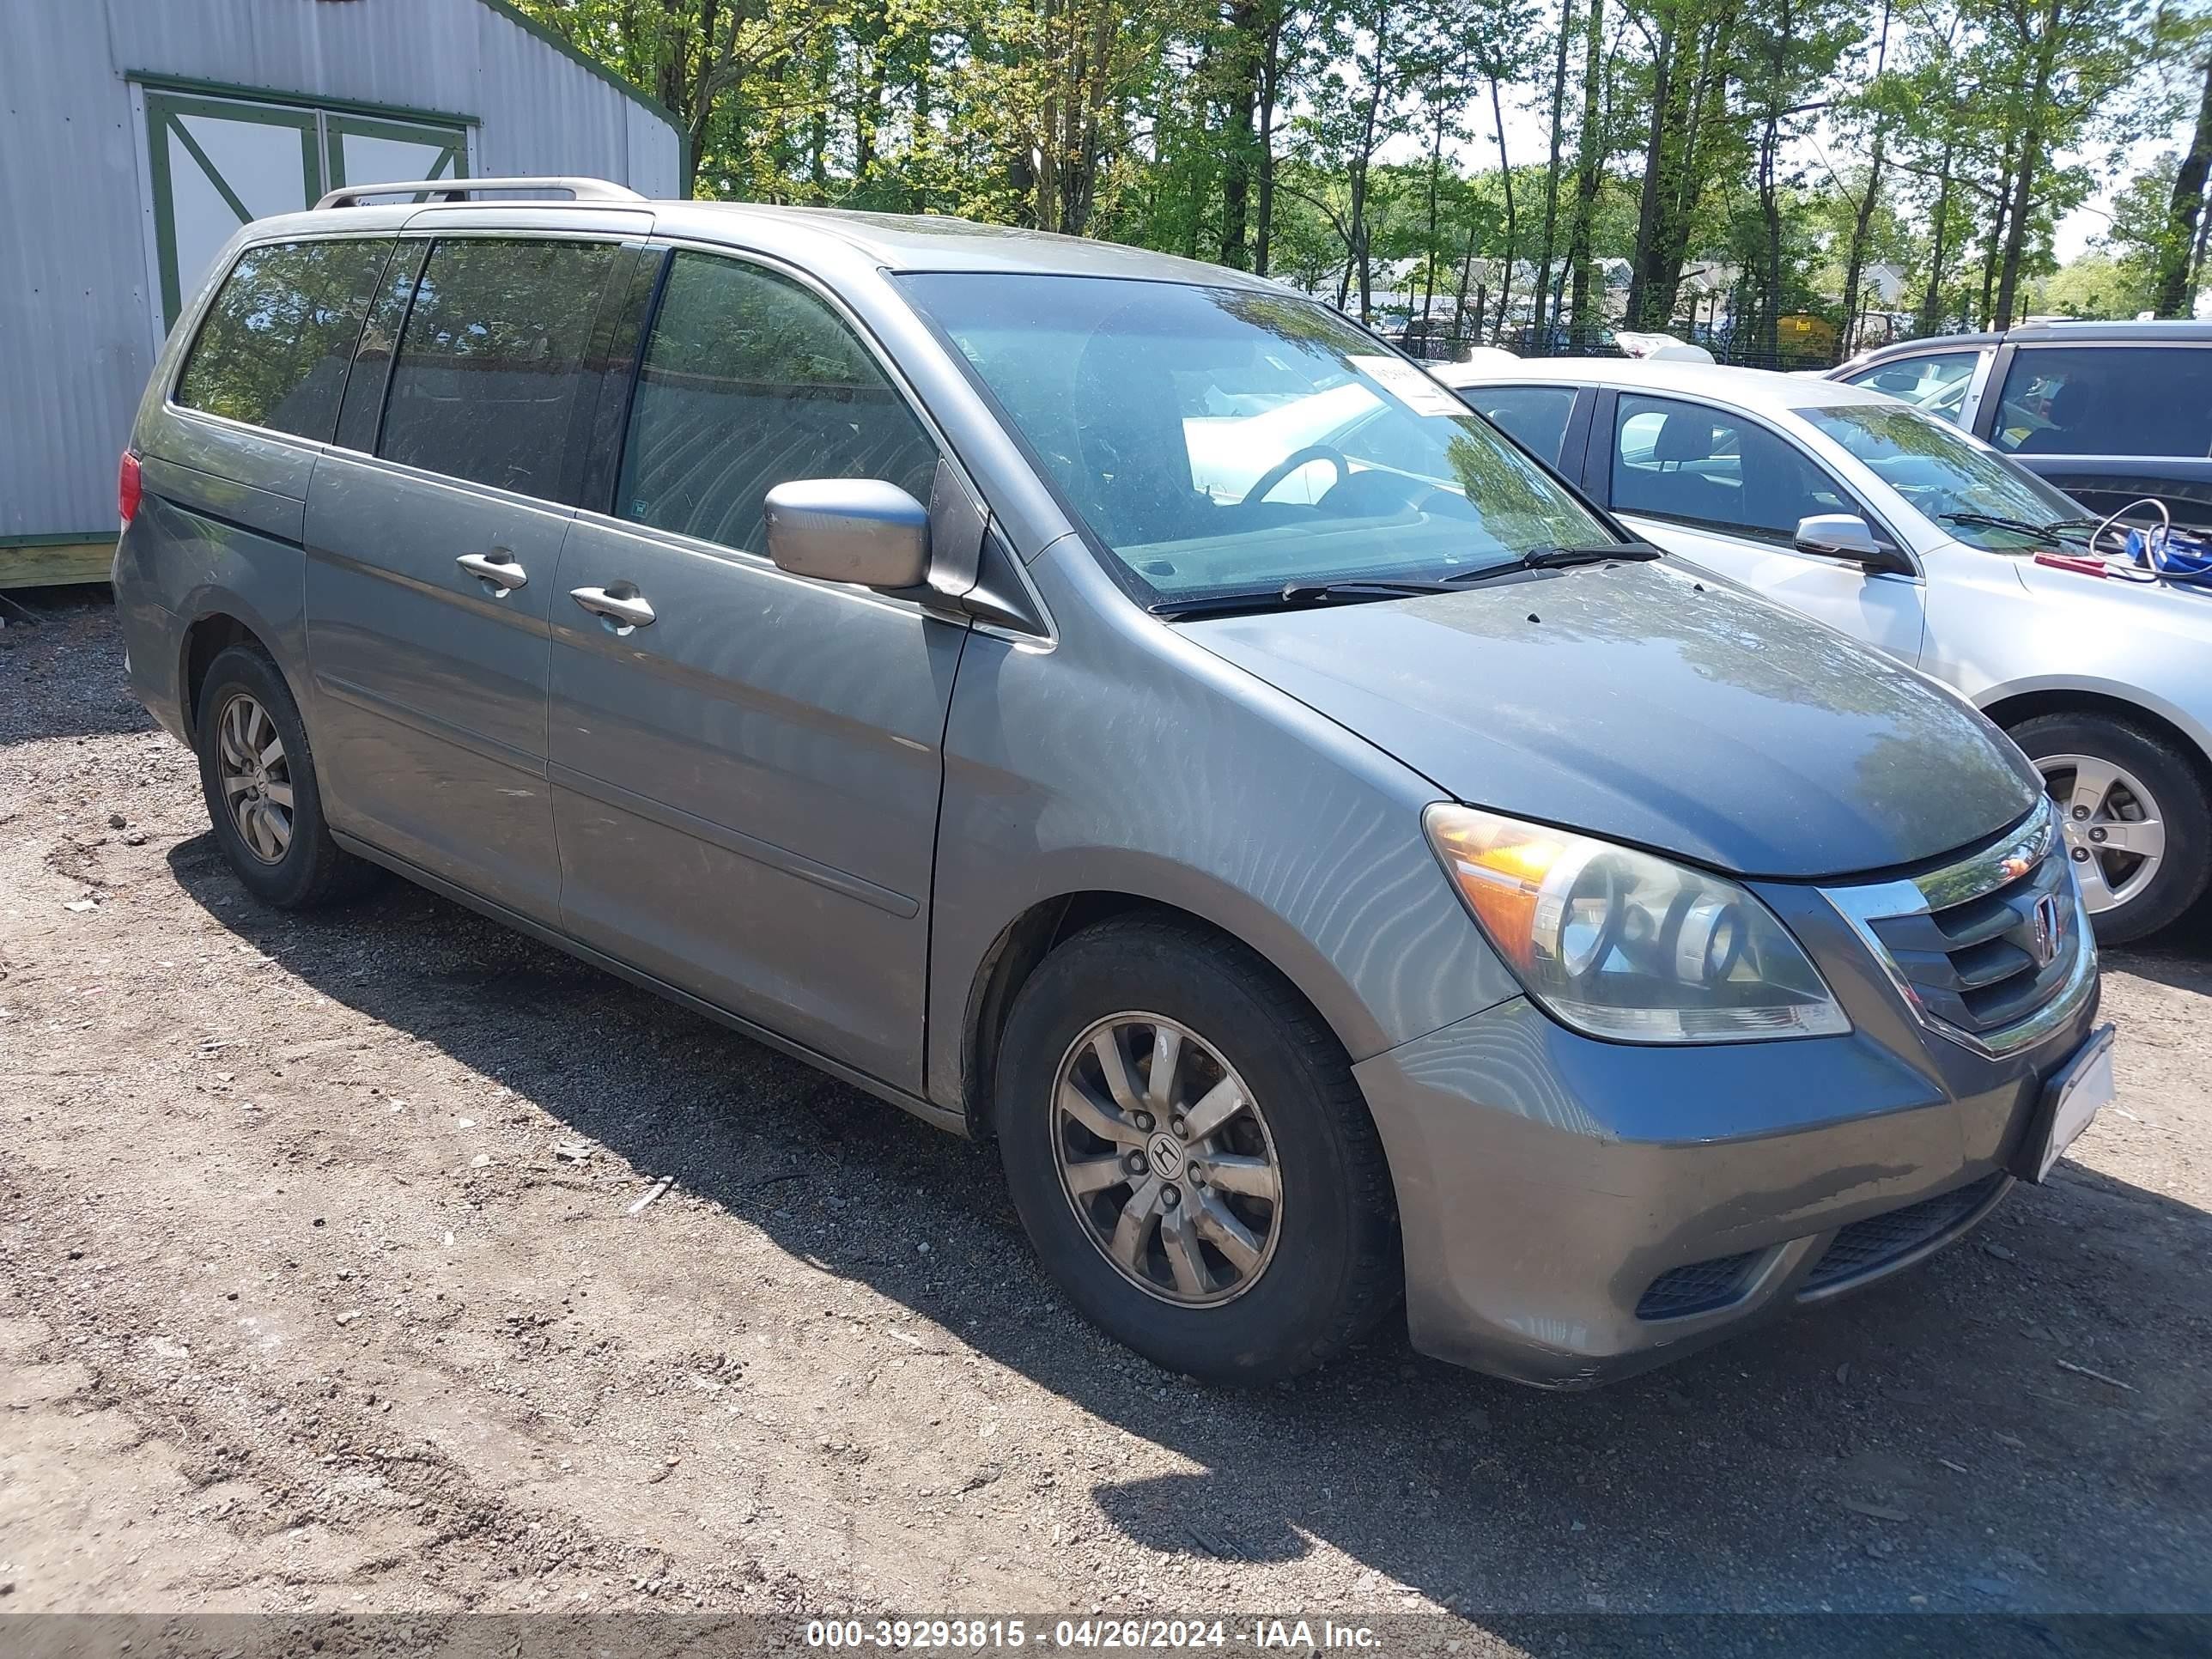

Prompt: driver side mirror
[
  {"left": 764, "top": 479, "right": 931, "bottom": 591},
  {"left": 1795, "top": 513, "right": 1911, "bottom": 577}
]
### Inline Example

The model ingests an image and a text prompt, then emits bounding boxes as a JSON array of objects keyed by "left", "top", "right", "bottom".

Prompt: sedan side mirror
[
  {"left": 1795, "top": 513, "right": 1880, "bottom": 559},
  {"left": 764, "top": 479, "right": 931, "bottom": 591},
  {"left": 1795, "top": 513, "right": 1911, "bottom": 576}
]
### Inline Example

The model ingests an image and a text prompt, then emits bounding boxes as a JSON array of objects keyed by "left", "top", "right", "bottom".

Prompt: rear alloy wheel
[
  {"left": 2010, "top": 711, "right": 2211, "bottom": 945},
  {"left": 194, "top": 644, "right": 376, "bottom": 910},
  {"left": 214, "top": 691, "right": 295, "bottom": 865}
]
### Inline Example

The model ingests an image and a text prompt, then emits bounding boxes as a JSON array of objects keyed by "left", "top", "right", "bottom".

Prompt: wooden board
[{"left": 0, "top": 541, "right": 114, "bottom": 590}]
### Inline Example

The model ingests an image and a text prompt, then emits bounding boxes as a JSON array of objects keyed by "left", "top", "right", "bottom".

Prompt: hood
[{"left": 1185, "top": 560, "right": 2039, "bottom": 880}]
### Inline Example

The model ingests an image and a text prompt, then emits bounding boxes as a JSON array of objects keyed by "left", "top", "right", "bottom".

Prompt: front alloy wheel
[
  {"left": 994, "top": 916, "right": 1399, "bottom": 1383},
  {"left": 2037, "top": 752, "right": 2165, "bottom": 916},
  {"left": 1053, "top": 1014, "right": 1284, "bottom": 1306}
]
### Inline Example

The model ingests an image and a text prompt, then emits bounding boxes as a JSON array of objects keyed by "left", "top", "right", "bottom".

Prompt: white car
[{"left": 1437, "top": 356, "right": 2212, "bottom": 942}]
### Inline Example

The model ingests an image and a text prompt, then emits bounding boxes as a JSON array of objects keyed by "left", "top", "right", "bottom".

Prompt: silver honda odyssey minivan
[{"left": 115, "top": 178, "right": 2112, "bottom": 1388}]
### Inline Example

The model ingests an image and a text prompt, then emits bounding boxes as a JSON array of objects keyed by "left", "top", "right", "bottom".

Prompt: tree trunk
[
  {"left": 1838, "top": 1, "right": 1891, "bottom": 354},
  {"left": 1530, "top": 0, "right": 1575, "bottom": 339},
  {"left": 1346, "top": 3, "right": 1393, "bottom": 322},
  {"left": 1625, "top": 21, "right": 1674, "bottom": 329},
  {"left": 1489, "top": 75, "right": 1517, "bottom": 345},
  {"left": 2157, "top": 57, "right": 2212, "bottom": 317},
  {"left": 1759, "top": 111, "right": 1783, "bottom": 358},
  {"left": 1254, "top": 12, "right": 1282, "bottom": 276},
  {"left": 1915, "top": 135, "right": 1956, "bottom": 337},
  {"left": 1992, "top": 0, "right": 2061, "bottom": 330},
  {"left": 1220, "top": 0, "right": 1260, "bottom": 269},
  {"left": 1423, "top": 104, "right": 1445, "bottom": 328},
  {"left": 1564, "top": 0, "right": 1605, "bottom": 336}
]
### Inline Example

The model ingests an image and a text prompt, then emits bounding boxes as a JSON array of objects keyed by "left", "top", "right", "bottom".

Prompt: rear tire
[
  {"left": 2008, "top": 710, "right": 2210, "bottom": 945},
  {"left": 994, "top": 915, "right": 1400, "bottom": 1384},
  {"left": 194, "top": 645, "right": 375, "bottom": 910}
]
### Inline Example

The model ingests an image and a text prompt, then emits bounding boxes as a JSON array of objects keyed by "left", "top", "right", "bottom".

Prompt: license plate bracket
[{"left": 2012, "top": 1024, "right": 2118, "bottom": 1183}]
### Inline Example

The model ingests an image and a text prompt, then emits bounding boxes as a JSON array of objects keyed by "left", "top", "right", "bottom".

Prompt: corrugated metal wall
[{"left": 0, "top": 0, "right": 682, "bottom": 545}]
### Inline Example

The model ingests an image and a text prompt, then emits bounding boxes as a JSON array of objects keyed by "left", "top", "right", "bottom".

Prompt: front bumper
[{"left": 1353, "top": 840, "right": 2102, "bottom": 1389}]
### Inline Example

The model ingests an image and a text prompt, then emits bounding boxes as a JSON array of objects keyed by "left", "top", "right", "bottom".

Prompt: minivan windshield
[
  {"left": 1802, "top": 402, "right": 2087, "bottom": 550},
  {"left": 897, "top": 273, "right": 1614, "bottom": 604}
]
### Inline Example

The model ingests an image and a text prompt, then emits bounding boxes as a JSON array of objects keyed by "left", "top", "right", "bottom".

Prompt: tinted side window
[
  {"left": 1843, "top": 350, "right": 1978, "bottom": 428},
  {"left": 617, "top": 251, "right": 939, "bottom": 556},
  {"left": 1462, "top": 385, "right": 1578, "bottom": 465},
  {"left": 1993, "top": 346, "right": 2212, "bottom": 459},
  {"left": 174, "top": 238, "right": 391, "bottom": 440},
  {"left": 1612, "top": 394, "right": 1854, "bottom": 538},
  {"left": 378, "top": 238, "right": 625, "bottom": 500}
]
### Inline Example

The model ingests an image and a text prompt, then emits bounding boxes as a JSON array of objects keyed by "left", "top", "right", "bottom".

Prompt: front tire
[
  {"left": 194, "top": 645, "right": 374, "bottom": 910},
  {"left": 2008, "top": 710, "right": 2211, "bottom": 945},
  {"left": 994, "top": 915, "right": 1400, "bottom": 1384}
]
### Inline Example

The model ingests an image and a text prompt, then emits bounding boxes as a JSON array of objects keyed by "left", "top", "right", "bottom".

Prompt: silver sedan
[{"left": 1441, "top": 356, "right": 2212, "bottom": 941}]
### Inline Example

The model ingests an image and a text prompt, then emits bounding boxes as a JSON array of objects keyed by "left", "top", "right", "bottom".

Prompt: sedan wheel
[
  {"left": 2037, "top": 751, "right": 2165, "bottom": 915},
  {"left": 1053, "top": 1013, "right": 1284, "bottom": 1307},
  {"left": 215, "top": 691, "right": 295, "bottom": 865}
]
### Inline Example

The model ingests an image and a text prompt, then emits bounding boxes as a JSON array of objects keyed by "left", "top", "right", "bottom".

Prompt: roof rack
[{"left": 314, "top": 176, "right": 647, "bottom": 210}]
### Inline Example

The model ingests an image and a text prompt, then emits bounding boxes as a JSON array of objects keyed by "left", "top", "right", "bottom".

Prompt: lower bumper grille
[
  {"left": 1635, "top": 1249, "right": 1762, "bottom": 1320},
  {"left": 1798, "top": 1172, "right": 2007, "bottom": 1296}
]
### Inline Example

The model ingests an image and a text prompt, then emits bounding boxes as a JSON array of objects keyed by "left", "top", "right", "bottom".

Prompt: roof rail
[{"left": 313, "top": 176, "right": 647, "bottom": 210}]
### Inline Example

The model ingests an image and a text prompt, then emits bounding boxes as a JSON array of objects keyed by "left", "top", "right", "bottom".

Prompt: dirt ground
[{"left": 3, "top": 592, "right": 2207, "bottom": 1632}]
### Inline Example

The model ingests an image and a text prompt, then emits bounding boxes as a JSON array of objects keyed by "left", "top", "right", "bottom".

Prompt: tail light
[{"left": 118, "top": 450, "right": 143, "bottom": 528}]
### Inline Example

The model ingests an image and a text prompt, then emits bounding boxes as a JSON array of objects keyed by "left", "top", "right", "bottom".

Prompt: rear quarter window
[
  {"left": 173, "top": 238, "right": 392, "bottom": 441},
  {"left": 1460, "top": 384, "right": 1578, "bottom": 465}
]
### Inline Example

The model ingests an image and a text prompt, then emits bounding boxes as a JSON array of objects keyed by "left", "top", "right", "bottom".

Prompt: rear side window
[
  {"left": 378, "top": 238, "right": 626, "bottom": 500},
  {"left": 174, "top": 238, "right": 391, "bottom": 440},
  {"left": 617, "top": 251, "right": 939, "bottom": 555},
  {"left": 1462, "top": 385, "right": 1578, "bottom": 465},
  {"left": 1841, "top": 350, "right": 1978, "bottom": 428},
  {"left": 1993, "top": 346, "right": 2212, "bottom": 459}
]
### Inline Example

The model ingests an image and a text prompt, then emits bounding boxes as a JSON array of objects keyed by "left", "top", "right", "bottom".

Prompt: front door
[
  {"left": 549, "top": 248, "right": 963, "bottom": 1090},
  {"left": 304, "top": 234, "right": 634, "bottom": 923},
  {"left": 1603, "top": 391, "right": 1927, "bottom": 665}
]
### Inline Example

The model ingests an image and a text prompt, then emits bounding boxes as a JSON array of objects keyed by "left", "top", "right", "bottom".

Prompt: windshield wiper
[
  {"left": 1148, "top": 545, "right": 1663, "bottom": 620},
  {"left": 1150, "top": 578, "right": 1465, "bottom": 619},
  {"left": 1937, "top": 512, "right": 2099, "bottom": 548},
  {"left": 1438, "top": 541, "right": 1665, "bottom": 585}
]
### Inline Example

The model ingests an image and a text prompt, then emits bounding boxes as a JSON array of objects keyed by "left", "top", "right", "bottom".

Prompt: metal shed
[{"left": 0, "top": 0, "right": 684, "bottom": 586}]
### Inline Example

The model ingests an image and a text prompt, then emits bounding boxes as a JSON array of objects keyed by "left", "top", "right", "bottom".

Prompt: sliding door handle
[
  {"left": 456, "top": 550, "right": 528, "bottom": 593},
  {"left": 569, "top": 585, "right": 657, "bottom": 630}
]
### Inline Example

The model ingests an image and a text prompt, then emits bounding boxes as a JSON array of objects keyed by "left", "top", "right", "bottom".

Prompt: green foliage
[{"left": 507, "top": 0, "right": 2194, "bottom": 349}]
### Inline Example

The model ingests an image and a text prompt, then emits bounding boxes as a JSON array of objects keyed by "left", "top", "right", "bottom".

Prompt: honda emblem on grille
[{"left": 2030, "top": 894, "right": 2062, "bottom": 967}]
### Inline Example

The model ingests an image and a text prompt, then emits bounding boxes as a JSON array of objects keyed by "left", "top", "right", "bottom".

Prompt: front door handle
[
  {"left": 569, "top": 585, "right": 657, "bottom": 631},
  {"left": 456, "top": 550, "right": 528, "bottom": 593}
]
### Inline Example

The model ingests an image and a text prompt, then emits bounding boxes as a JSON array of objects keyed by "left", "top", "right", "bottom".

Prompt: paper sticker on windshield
[{"left": 1347, "top": 355, "right": 1468, "bottom": 420}]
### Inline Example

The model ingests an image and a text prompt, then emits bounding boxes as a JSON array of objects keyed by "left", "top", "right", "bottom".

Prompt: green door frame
[
  {"left": 324, "top": 111, "right": 468, "bottom": 195},
  {"left": 145, "top": 90, "right": 322, "bottom": 325},
  {"left": 143, "top": 88, "right": 469, "bottom": 326}
]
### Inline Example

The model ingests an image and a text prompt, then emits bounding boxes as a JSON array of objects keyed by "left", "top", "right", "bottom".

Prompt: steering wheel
[{"left": 1240, "top": 444, "right": 1350, "bottom": 507}]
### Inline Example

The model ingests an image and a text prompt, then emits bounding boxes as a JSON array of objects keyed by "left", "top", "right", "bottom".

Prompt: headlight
[{"left": 1424, "top": 803, "right": 1850, "bottom": 1043}]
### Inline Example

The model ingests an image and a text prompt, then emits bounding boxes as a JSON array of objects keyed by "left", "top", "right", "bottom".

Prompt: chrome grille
[{"left": 1825, "top": 802, "right": 2095, "bottom": 1056}]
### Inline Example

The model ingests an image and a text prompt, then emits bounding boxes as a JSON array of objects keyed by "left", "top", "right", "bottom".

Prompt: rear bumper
[
  {"left": 117, "top": 589, "right": 189, "bottom": 743},
  {"left": 1354, "top": 977, "right": 2097, "bottom": 1389}
]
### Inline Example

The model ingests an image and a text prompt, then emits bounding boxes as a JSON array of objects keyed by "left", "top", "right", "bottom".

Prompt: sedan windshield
[
  {"left": 1802, "top": 402, "right": 2087, "bottom": 550},
  {"left": 897, "top": 272, "right": 1613, "bottom": 603}
]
